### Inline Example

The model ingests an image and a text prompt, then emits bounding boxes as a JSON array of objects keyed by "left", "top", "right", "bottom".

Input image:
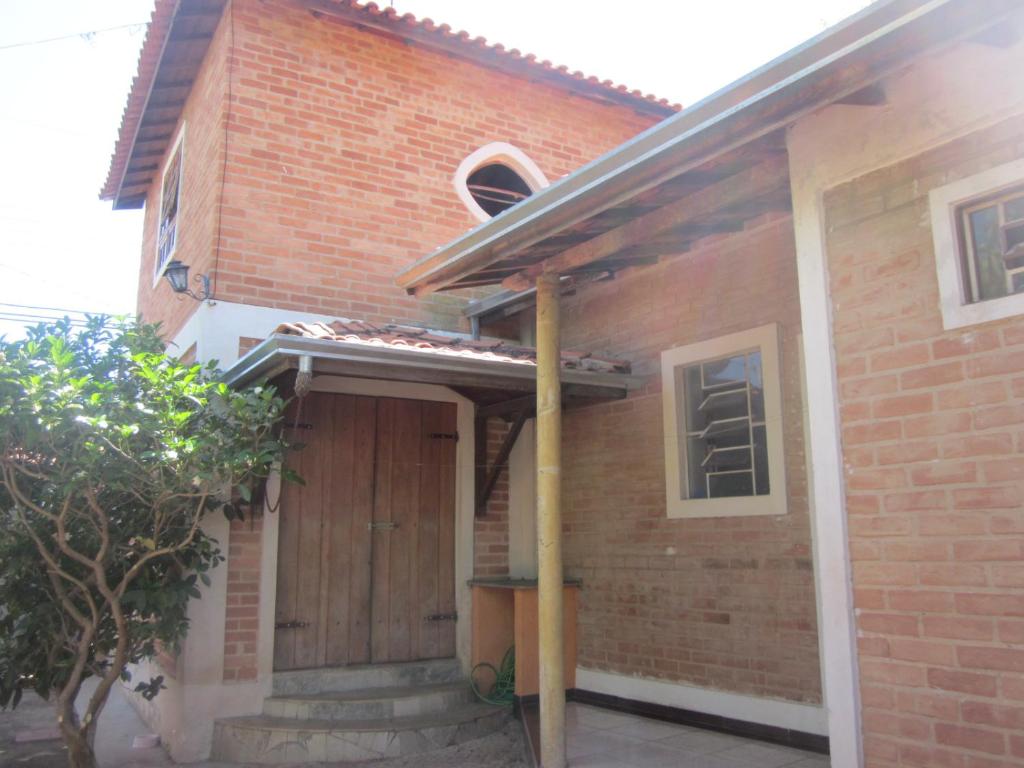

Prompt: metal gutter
[
  {"left": 222, "top": 334, "right": 645, "bottom": 392},
  {"left": 397, "top": 0, "right": 1018, "bottom": 294}
]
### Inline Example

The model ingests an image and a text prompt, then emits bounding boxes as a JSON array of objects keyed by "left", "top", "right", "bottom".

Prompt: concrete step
[
  {"left": 263, "top": 681, "right": 474, "bottom": 720},
  {"left": 211, "top": 702, "right": 510, "bottom": 764},
  {"left": 272, "top": 658, "right": 463, "bottom": 696}
]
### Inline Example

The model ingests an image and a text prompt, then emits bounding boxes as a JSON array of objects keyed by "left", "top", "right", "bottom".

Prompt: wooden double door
[{"left": 273, "top": 393, "right": 457, "bottom": 671}]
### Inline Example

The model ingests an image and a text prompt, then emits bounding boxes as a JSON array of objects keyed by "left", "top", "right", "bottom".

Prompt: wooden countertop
[{"left": 468, "top": 577, "right": 582, "bottom": 589}]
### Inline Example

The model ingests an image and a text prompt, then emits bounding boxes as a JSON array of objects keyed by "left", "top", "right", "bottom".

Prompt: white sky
[{"left": 0, "top": 0, "right": 870, "bottom": 338}]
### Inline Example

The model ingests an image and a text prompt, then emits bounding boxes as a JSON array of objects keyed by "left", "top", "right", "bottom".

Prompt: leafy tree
[{"left": 0, "top": 318, "right": 290, "bottom": 768}]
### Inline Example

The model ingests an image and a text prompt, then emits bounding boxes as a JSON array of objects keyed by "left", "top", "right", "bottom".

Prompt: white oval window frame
[{"left": 454, "top": 142, "right": 550, "bottom": 223}]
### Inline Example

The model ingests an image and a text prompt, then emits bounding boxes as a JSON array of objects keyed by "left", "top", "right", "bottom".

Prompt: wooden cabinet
[{"left": 470, "top": 579, "right": 579, "bottom": 697}]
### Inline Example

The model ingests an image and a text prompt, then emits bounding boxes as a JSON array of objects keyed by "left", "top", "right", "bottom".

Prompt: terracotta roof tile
[
  {"left": 274, "top": 320, "right": 632, "bottom": 375},
  {"left": 325, "top": 1, "right": 682, "bottom": 112},
  {"left": 100, "top": 0, "right": 177, "bottom": 202},
  {"left": 101, "top": 0, "right": 680, "bottom": 205}
]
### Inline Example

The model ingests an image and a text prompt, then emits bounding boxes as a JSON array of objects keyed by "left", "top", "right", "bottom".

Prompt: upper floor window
[
  {"left": 155, "top": 126, "right": 185, "bottom": 282},
  {"left": 661, "top": 323, "right": 787, "bottom": 519},
  {"left": 454, "top": 142, "right": 549, "bottom": 223},
  {"left": 930, "top": 158, "right": 1024, "bottom": 330},
  {"left": 959, "top": 185, "right": 1024, "bottom": 303}
]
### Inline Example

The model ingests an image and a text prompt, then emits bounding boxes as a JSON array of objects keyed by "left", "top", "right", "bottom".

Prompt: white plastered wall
[
  {"left": 787, "top": 32, "right": 1024, "bottom": 768},
  {"left": 508, "top": 418, "right": 538, "bottom": 578}
]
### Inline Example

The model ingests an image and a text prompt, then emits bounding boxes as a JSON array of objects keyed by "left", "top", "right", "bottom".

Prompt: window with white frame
[
  {"left": 155, "top": 127, "right": 185, "bottom": 282},
  {"left": 930, "top": 158, "right": 1024, "bottom": 330},
  {"left": 453, "top": 142, "right": 549, "bottom": 223},
  {"left": 661, "top": 324, "right": 787, "bottom": 519},
  {"left": 959, "top": 186, "right": 1024, "bottom": 303}
]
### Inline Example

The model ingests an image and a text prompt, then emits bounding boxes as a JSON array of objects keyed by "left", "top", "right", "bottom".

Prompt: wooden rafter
[
  {"left": 502, "top": 153, "right": 790, "bottom": 290},
  {"left": 475, "top": 407, "right": 531, "bottom": 516}
]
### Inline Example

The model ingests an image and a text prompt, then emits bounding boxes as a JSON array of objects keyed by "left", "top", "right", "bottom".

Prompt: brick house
[
  {"left": 100, "top": 0, "right": 674, "bottom": 762},
  {"left": 103, "top": 0, "right": 1024, "bottom": 766}
]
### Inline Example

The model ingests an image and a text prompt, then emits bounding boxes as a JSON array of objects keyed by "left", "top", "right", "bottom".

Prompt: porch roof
[
  {"left": 222, "top": 320, "right": 644, "bottom": 406},
  {"left": 396, "top": 0, "right": 1018, "bottom": 295}
]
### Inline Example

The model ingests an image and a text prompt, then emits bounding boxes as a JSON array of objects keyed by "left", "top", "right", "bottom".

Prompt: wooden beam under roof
[
  {"left": 501, "top": 153, "right": 790, "bottom": 290},
  {"left": 110, "top": 0, "right": 226, "bottom": 209}
]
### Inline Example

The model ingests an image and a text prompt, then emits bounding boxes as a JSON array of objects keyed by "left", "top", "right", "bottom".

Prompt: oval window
[
  {"left": 467, "top": 163, "right": 534, "bottom": 217},
  {"left": 454, "top": 142, "right": 549, "bottom": 222}
]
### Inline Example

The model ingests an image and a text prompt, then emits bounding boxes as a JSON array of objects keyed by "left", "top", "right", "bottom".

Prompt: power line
[
  {"left": 0, "top": 314, "right": 91, "bottom": 328},
  {"left": 0, "top": 301, "right": 127, "bottom": 317},
  {"left": 0, "top": 21, "right": 147, "bottom": 52}
]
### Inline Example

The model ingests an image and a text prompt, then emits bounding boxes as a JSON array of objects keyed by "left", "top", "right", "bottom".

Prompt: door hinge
[
  {"left": 367, "top": 521, "right": 399, "bottom": 531},
  {"left": 425, "top": 612, "right": 458, "bottom": 622},
  {"left": 286, "top": 422, "right": 313, "bottom": 430},
  {"left": 275, "top": 620, "right": 309, "bottom": 629},
  {"left": 429, "top": 432, "right": 459, "bottom": 441}
]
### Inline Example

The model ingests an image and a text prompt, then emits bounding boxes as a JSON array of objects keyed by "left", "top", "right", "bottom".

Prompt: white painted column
[{"left": 788, "top": 149, "right": 863, "bottom": 768}]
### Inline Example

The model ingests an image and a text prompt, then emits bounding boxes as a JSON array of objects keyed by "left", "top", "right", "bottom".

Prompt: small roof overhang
[
  {"left": 397, "top": 0, "right": 1020, "bottom": 295},
  {"left": 222, "top": 333, "right": 644, "bottom": 406}
]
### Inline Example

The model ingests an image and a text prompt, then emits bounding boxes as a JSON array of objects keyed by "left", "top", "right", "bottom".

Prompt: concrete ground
[{"left": 0, "top": 681, "right": 527, "bottom": 768}]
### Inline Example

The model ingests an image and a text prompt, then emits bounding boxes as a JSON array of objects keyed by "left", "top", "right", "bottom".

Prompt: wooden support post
[{"left": 535, "top": 272, "right": 565, "bottom": 768}]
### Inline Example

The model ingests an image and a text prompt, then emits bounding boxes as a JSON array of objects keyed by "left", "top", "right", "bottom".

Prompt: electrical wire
[
  {"left": 0, "top": 22, "right": 147, "bottom": 52},
  {"left": 0, "top": 302, "right": 125, "bottom": 317},
  {"left": 210, "top": 0, "right": 236, "bottom": 300}
]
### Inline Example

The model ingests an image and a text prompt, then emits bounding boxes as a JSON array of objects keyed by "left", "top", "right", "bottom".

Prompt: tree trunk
[{"left": 58, "top": 695, "right": 98, "bottom": 768}]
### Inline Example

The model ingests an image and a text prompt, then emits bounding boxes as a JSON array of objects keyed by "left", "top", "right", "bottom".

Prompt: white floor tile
[
  {"left": 659, "top": 729, "right": 747, "bottom": 754},
  {"left": 608, "top": 718, "right": 700, "bottom": 742},
  {"left": 566, "top": 727, "right": 646, "bottom": 760},
  {"left": 564, "top": 704, "right": 830, "bottom": 768},
  {"left": 715, "top": 741, "right": 816, "bottom": 767},
  {"left": 571, "top": 704, "right": 646, "bottom": 731}
]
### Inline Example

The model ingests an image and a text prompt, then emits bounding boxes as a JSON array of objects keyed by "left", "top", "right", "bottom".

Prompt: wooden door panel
[
  {"left": 339, "top": 396, "right": 376, "bottom": 665},
  {"left": 415, "top": 401, "right": 442, "bottom": 661},
  {"left": 368, "top": 398, "right": 457, "bottom": 663},
  {"left": 273, "top": 396, "right": 302, "bottom": 670},
  {"left": 275, "top": 392, "right": 329, "bottom": 671},
  {"left": 276, "top": 394, "right": 456, "bottom": 671},
  {"left": 435, "top": 402, "right": 458, "bottom": 659},
  {"left": 370, "top": 398, "right": 394, "bottom": 663},
  {"left": 387, "top": 398, "right": 422, "bottom": 662}
]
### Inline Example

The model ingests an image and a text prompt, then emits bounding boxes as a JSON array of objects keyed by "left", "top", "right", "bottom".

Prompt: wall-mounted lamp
[{"left": 164, "top": 260, "right": 213, "bottom": 301}]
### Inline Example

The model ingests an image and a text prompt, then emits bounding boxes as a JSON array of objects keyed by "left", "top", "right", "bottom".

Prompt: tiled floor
[{"left": 566, "top": 703, "right": 830, "bottom": 768}]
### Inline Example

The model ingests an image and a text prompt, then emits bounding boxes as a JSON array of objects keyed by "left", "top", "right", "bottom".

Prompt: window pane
[
  {"left": 967, "top": 205, "right": 1008, "bottom": 302},
  {"left": 701, "top": 355, "right": 746, "bottom": 389},
  {"left": 678, "top": 347, "right": 768, "bottom": 502},
  {"left": 1005, "top": 193, "right": 1024, "bottom": 223},
  {"left": 708, "top": 471, "right": 754, "bottom": 498},
  {"left": 1005, "top": 222, "right": 1024, "bottom": 263},
  {"left": 753, "top": 425, "right": 770, "bottom": 496},
  {"left": 748, "top": 351, "right": 765, "bottom": 422}
]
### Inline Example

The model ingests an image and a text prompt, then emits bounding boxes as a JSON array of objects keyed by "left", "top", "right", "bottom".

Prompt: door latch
[
  {"left": 367, "top": 521, "right": 399, "bottom": 531},
  {"left": 425, "top": 612, "right": 458, "bottom": 622},
  {"left": 275, "top": 620, "right": 309, "bottom": 629}
]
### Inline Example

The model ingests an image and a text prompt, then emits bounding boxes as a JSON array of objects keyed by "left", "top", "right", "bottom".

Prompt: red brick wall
[
  {"left": 474, "top": 418, "right": 511, "bottom": 577},
  {"left": 223, "top": 515, "right": 263, "bottom": 682},
  {"left": 136, "top": 0, "right": 661, "bottom": 342},
  {"left": 137, "top": 11, "right": 230, "bottom": 339},
  {"left": 558, "top": 215, "right": 822, "bottom": 704},
  {"left": 825, "top": 115, "right": 1024, "bottom": 766}
]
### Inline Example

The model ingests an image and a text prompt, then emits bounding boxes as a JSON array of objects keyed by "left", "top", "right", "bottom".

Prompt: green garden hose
[{"left": 471, "top": 646, "right": 515, "bottom": 706}]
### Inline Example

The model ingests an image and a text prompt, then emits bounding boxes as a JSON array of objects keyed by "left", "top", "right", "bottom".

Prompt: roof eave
[
  {"left": 222, "top": 334, "right": 645, "bottom": 394},
  {"left": 396, "top": 0, "right": 1020, "bottom": 295}
]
